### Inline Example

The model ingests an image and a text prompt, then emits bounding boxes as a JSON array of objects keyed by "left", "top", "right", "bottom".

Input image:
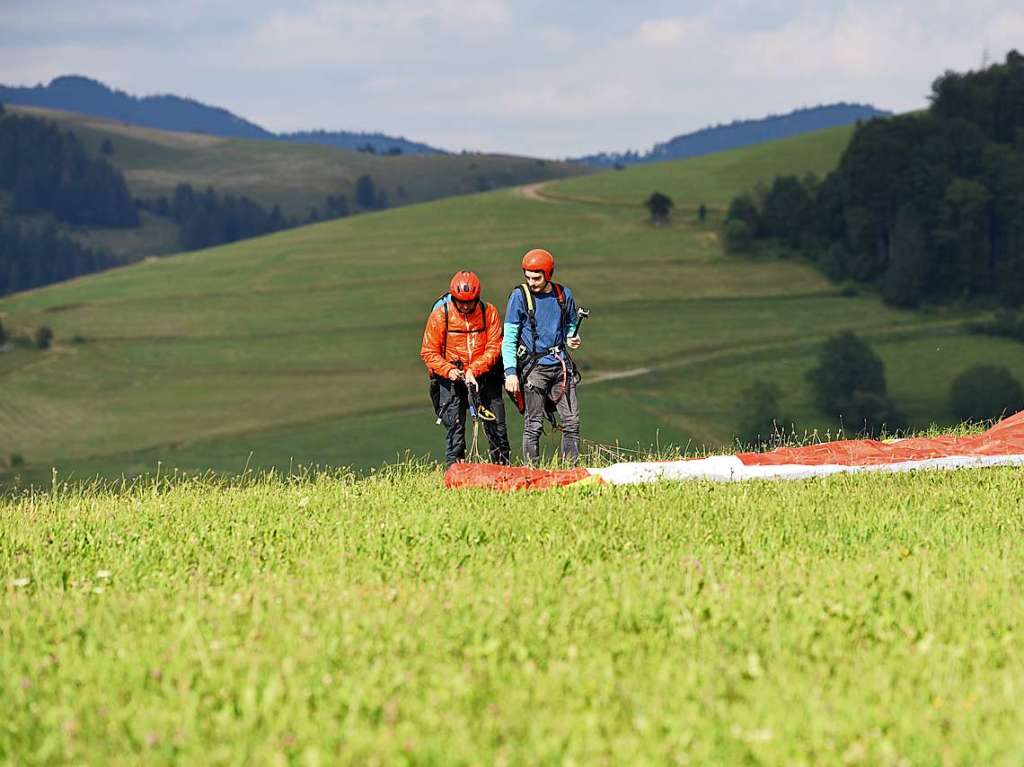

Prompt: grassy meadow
[
  {"left": 4, "top": 467, "right": 1024, "bottom": 764},
  {"left": 0, "top": 120, "right": 1019, "bottom": 484}
]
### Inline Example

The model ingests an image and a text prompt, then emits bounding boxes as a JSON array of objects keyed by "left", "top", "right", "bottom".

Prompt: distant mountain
[
  {"left": 0, "top": 75, "right": 446, "bottom": 155},
  {"left": 574, "top": 103, "right": 891, "bottom": 167},
  {"left": 0, "top": 75, "right": 272, "bottom": 139}
]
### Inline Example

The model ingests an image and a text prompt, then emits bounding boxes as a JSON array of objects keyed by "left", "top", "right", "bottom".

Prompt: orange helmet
[
  {"left": 449, "top": 270, "right": 481, "bottom": 301},
  {"left": 521, "top": 248, "right": 554, "bottom": 280}
]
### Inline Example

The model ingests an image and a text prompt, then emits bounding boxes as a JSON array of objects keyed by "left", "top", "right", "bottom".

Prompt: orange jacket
[{"left": 420, "top": 300, "right": 503, "bottom": 379}]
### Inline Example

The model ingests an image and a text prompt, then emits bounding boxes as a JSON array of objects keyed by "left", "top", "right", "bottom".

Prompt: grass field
[
  {"left": 0, "top": 120, "right": 1018, "bottom": 485},
  {"left": 3, "top": 467, "right": 1024, "bottom": 763}
]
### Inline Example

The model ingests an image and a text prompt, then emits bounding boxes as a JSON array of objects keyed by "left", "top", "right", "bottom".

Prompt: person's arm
[
  {"left": 564, "top": 288, "right": 579, "bottom": 338},
  {"left": 502, "top": 290, "right": 522, "bottom": 377},
  {"left": 563, "top": 288, "right": 583, "bottom": 350},
  {"left": 420, "top": 308, "right": 456, "bottom": 378},
  {"left": 471, "top": 303, "right": 503, "bottom": 377}
]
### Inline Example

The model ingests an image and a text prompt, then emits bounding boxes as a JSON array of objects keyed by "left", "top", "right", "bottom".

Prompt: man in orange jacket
[{"left": 421, "top": 271, "right": 510, "bottom": 467}]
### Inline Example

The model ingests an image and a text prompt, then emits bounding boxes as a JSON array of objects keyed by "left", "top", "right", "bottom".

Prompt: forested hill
[
  {"left": 576, "top": 103, "right": 890, "bottom": 167},
  {"left": 0, "top": 76, "right": 271, "bottom": 139},
  {"left": 723, "top": 50, "right": 1024, "bottom": 310},
  {"left": 0, "top": 75, "right": 446, "bottom": 156}
]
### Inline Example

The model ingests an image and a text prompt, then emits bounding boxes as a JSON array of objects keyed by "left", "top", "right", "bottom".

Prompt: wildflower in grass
[
  {"left": 11, "top": 577, "right": 30, "bottom": 588},
  {"left": 97, "top": 570, "right": 111, "bottom": 579}
]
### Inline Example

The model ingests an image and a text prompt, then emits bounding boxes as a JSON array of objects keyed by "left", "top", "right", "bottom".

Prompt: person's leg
[
  {"left": 438, "top": 381, "right": 468, "bottom": 467},
  {"left": 480, "top": 374, "right": 510, "bottom": 464},
  {"left": 553, "top": 373, "right": 580, "bottom": 462},
  {"left": 520, "top": 366, "right": 552, "bottom": 466}
]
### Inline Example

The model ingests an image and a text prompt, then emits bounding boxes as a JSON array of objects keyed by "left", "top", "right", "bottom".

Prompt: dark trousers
[
  {"left": 437, "top": 374, "right": 510, "bottom": 467},
  {"left": 523, "top": 364, "right": 580, "bottom": 464}
]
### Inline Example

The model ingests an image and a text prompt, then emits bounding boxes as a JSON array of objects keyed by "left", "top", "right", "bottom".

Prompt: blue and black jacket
[{"left": 502, "top": 283, "right": 579, "bottom": 377}]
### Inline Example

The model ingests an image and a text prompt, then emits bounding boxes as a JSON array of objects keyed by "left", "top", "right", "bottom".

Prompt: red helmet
[
  {"left": 521, "top": 248, "right": 554, "bottom": 280},
  {"left": 449, "top": 270, "right": 481, "bottom": 301}
]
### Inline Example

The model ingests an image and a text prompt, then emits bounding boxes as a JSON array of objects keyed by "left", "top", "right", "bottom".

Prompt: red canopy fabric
[
  {"left": 443, "top": 412, "right": 1024, "bottom": 490},
  {"left": 738, "top": 411, "right": 1024, "bottom": 466},
  {"left": 445, "top": 463, "right": 589, "bottom": 491}
]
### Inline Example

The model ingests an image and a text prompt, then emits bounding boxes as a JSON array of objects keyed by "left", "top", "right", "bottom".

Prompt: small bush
[
  {"left": 950, "top": 365, "right": 1024, "bottom": 422},
  {"left": 725, "top": 193, "right": 760, "bottom": 234},
  {"left": 722, "top": 219, "right": 753, "bottom": 254},
  {"left": 10, "top": 453, "right": 24, "bottom": 467},
  {"left": 806, "top": 331, "right": 904, "bottom": 436},
  {"left": 35, "top": 325, "right": 54, "bottom": 350},
  {"left": 806, "top": 331, "right": 886, "bottom": 413},
  {"left": 644, "top": 192, "right": 674, "bottom": 224}
]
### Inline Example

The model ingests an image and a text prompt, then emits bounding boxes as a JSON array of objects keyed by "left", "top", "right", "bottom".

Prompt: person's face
[
  {"left": 453, "top": 297, "right": 476, "bottom": 314},
  {"left": 523, "top": 269, "right": 547, "bottom": 293}
]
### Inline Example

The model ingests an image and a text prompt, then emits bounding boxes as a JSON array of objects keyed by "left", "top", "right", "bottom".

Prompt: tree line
[
  {"left": 137, "top": 184, "right": 292, "bottom": 251},
  {"left": 136, "top": 176, "right": 386, "bottom": 252},
  {"left": 0, "top": 220, "right": 117, "bottom": 296},
  {"left": 724, "top": 51, "right": 1024, "bottom": 308},
  {"left": 0, "top": 102, "right": 138, "bottom": 227}
]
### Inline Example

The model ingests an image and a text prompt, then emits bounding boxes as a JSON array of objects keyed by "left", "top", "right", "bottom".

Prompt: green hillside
[
  {"left": 0, "top": 124, "right": 1015, "bottom": 484},
  {"left": 546, "top": 123, "right": 858, "bottom": 208},
  {"left": 5, "top": 105, "right": 589, "bottom": 259}
]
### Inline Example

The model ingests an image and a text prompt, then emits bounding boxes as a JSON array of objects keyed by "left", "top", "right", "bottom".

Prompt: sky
[{"left": 1, "top": 1, "right": 1022, "bottom": 158}]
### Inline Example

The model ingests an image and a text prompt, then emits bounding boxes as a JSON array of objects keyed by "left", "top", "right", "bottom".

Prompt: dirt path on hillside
[
  {"left": 586, "top": 367, "right": 653, "bottom": 384},
  {"left": 515, "top": 181, "right": 642, "bottom": 208},
  {"left": 517, "top": 182, "right": 551, "bottom": 201}
]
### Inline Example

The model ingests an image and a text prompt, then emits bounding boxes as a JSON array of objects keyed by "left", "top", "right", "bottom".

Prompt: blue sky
[{"left": 1, "top": 1, "right": 1021, "bottom": 157}]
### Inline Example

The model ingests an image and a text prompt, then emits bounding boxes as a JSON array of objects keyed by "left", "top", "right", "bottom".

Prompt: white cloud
[
  {"left": 984, "top": 10, "right": 1024, "bottom": 51},
  {"left": 2, "top": 1, "right": 1022, "bottom": 156},
  {"left": 634, "top": 17, "right": 706, "bottom": 47},
  {"left": 536, "top": 25, "right": 576, "bottom": 54},
  {"left": 192, "top": 0, "right": 511, "bottom": 73}
]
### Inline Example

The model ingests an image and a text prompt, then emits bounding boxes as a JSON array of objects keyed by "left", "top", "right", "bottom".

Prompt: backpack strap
[
  {"left": 516, "top": 283, "right": 538, "bottom": 356},
  {"left": 551, "top": 282, "right": 568, "bottom": 337},
  {"left": 436, "top": 293, "right": 450, "bottom": 362}
]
